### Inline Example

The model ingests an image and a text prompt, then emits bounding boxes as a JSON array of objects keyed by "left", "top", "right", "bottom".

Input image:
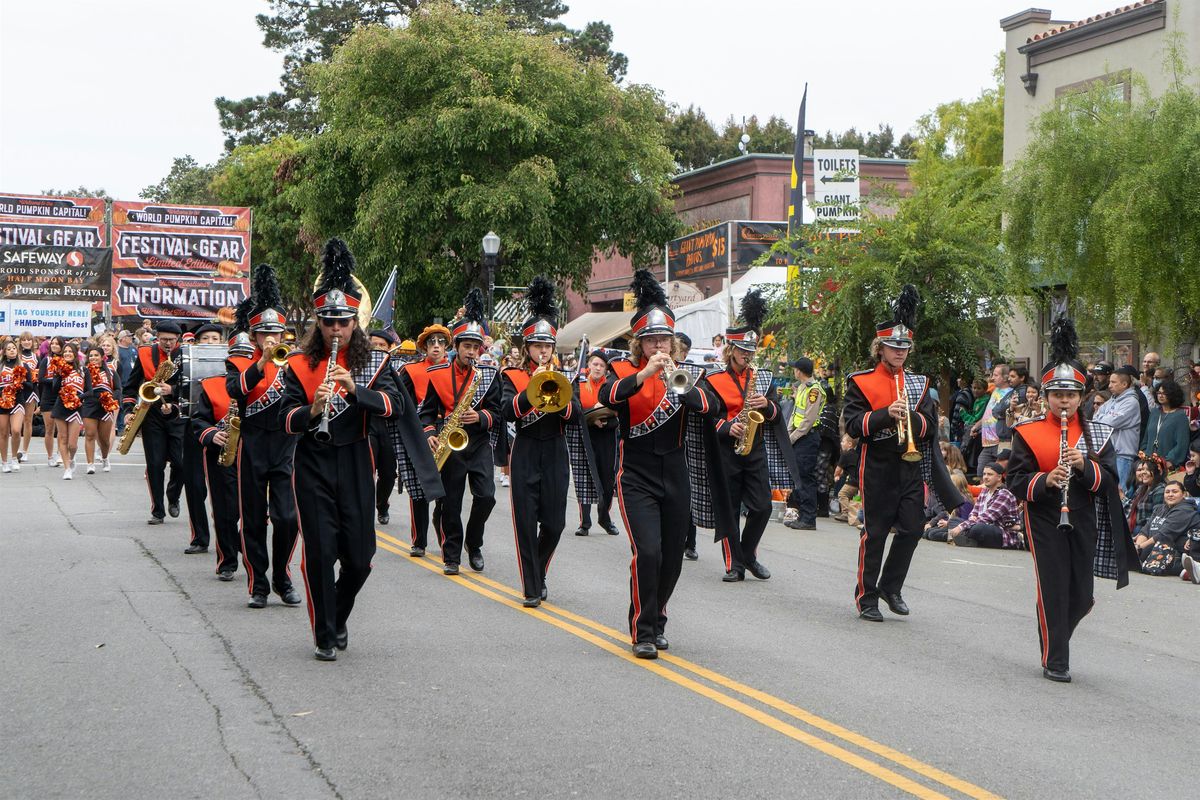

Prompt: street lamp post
[{"left": 482, "top": 230, "right": 500, "bottom": 321}]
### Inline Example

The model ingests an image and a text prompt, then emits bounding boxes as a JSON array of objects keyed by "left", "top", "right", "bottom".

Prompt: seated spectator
[
  {"left": 923, "top": 471, "right": 977, "bottom": 541},
  {"left": 1127, "top": 457, "right": 1165, "bottom": 535},
  {"left": 1142, "top": 379, "right": 1190, "bottom": 471},
  {"left": 1137, "top": 480, "right": 1198, "bottom": 576},
  {"left": 940, "top": 441, "right": 968, "bottom": 478},
  {"left": 831, "top": 434, "right": 860, "bottom": 528},
  {"left": 927, "top": 464, "right": 1022, "bottom": 548},
  {"left": 948, "top": 471, "right": 974, "bottom": 518},
  {"left": 1184, "top": 446, "right": 1200, "bottom": 498}
]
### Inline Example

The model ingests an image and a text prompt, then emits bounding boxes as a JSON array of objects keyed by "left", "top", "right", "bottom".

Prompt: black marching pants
[
  {"left": 787, "top": 432, "right": 820, "bottom": 524},
  {"left": 855, "top": 459, "right": 924, "bottom": 612},
  {"left": 718, "top": 447, "right": 772, "bottom": 574},
  {"left": 183, "top": 431, "right": 211, "bottom": 547},
  {"left": 616, "top": 443, "right": 689, "bottom": 645},
  {"left": 510, "top": 435, "right": 569, "bottom": 599},
  {"left": 369, "top": 418, "right": 397, "bottom": 515},
  {"left": 294, "top": 438, "right": 376, "bottom": 651},
  {"left": 1027, "top": 519, "right": 1096, "bottom": 672},
  {"left": 437, "top": 445, "right": 495, "bottom": 565},
  {"left": 409, "top": 498, "right": 433, "bottom": 549},
  {"left": 142, "top": 415, "right": 184, "bottom": 519},
  {"left": 579, "top": 426, "right": 617, "bottom": 529},
  {"left": 238, "top": 428, "right": 299, "bottom": 597},
  {"left": 202, "top": 447, "right": 241, "bottom": 574}
]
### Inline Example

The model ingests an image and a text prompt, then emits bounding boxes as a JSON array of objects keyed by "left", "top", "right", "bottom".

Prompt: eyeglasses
[
  {"left": 319, "top": 318, "right": 353, "bottom": 328},
  {"left": 427, "top": 336, "right": 448, "bottom": 346}
]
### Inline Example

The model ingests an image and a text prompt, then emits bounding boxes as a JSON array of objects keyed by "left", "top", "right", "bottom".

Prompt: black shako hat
[
  {"left": 628, "top": 269, "right": 674, "bottom": 338},
  {"left": 520, "top": 276, "right": 558, "bottom": 344},
  {"left": 876, "top": 284, "right": 919, "bottom": 350},
  {"left": 312, "top": 238, "right": 362, "bottom": 320}
]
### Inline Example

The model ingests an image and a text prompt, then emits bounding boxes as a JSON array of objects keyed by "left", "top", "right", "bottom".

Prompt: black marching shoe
[
  {"left": 468, "top": 550, "right": 485, "bottom": 572},
  {"left": 167, "top": 501, "right": 180, "bottom": 518},
  {"left": 184, "top": 544, "right": 208, "bottom": 555},
  {"left": 147, "top": 516, "right": 165, "bottom": 525},
  {"left": 1043, "top": 667, "right": 1072, "bottom": 683},
  {"left": 603, "top": 523, "right": 620, "bottom": 536},
  {"left": 722, "top": 569, "right": 745, "bottom": 582},
  {"left": 409, "top": 546, "right": 425, "bottom": 557},
  {"left": 277, "top": 585, "right": 302, "bottom": 606},
  {"left": 881, "top": 591, "right": 909, "bottom": 616},
  {"left": 859, "top": 607, "right": 884, "bottom": 622},
  {"left": 247, "top": 594, "right": 268, "bottom": 609},
  {"left": 632, "top": 642, "right": 658, "bottom": 659},
  {"left": 683, "top": 547, "right": 699, "bottom": 561},
  {"left": 747, "top": 561, "right": 771, "bottom": 580},
  {"left": 377, "top": 510, "right": 389, "bottom": 525},
  {"left": 540, "top": 586, "right": 548, "bottom": 601},
  {"left": 785, "top": 518, "right": 816, "bottom": 530},
  {"left": 574, "top": 526, "right": 590, "bottom": 537},
  {"left": 443, "top": 562, "right": 460, "bottom": 575},
  {"left": 335, "top": 626, "right": 348, "bottom": 651},
  {"left": 314, "top": 647, "right": 337, "bottom": 662},
  {"left": 654, "top": 634, "right": 669, "bottom": 651},
  {"left": 217, "top": 569, "right": 236, "bottom": 582},
  {"left": 522, "top": 597, "right": 541, "bottom": 608}
]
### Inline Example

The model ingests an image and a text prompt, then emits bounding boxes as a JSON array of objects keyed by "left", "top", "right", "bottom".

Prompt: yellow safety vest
[{"left": 790, "top": 380, "right": 826, "bottom": 430}]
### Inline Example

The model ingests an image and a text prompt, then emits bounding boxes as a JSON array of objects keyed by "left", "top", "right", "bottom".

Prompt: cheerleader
[
  {"left": 50, "top": 342, "right": 85, "bottom": 480},
  {"left": 574, "top": 349, "right": 619, "bottom": 536},
  {"left": 1, "top": 339, "right": 35, "bottom": 473},
  {"left": 81, "top": 347, "right": 117, "bottom": 473},
  {"left": 95, "top": 333, "right": 122, "bottom": 453},
  {"left": 17, "top": 331, "right": 39, "bottom": 463},
  {"left": 37, "top": 336, "right": 66, "bottom": 465}
]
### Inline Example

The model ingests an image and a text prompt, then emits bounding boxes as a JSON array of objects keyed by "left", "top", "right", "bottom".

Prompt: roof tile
[{"left": 1026, "top": 0, "right": 1160, "bottom": 43}]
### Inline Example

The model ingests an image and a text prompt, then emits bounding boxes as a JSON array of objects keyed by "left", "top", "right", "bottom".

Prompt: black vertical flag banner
[{"left": 787, "top": 84, "right": 808, "bottom": 249}]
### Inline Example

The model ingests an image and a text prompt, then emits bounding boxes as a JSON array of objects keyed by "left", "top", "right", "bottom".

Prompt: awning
[{"left": 555, "top": 311, "right": 630, "bottom": 349}]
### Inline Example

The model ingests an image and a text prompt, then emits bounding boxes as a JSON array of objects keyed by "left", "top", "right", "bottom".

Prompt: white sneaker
[
  {"left": 102, "top": 458, "right": 111, "bottom": 472},
  {"left": 500, "top": 474, "right": 510, "bottom": 487},
  {"left": 9, "top": 458, "right": 18, "bottom": 472},
  {"left": 86, "top": 463, "right": 96, "bottom": 475},
  {"left": 782, "top": 508, "right": 799, "bottom": 524},
  {"left": 17, "top": 451, "right": 27, "bottom": 462},
  {"left": 1, "top": 463, "right": 9, "bottom": 474},
  {"left": 63, "top": 467, "right": 73, "bottom": 480},
  {"left": 49, "top": 455, "right": 60, "bottom": 467}
]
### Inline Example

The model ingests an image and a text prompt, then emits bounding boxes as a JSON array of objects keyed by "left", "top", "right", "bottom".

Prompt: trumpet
[
  {"left": 525, "top": 351, "right": 572, "bottom": 414},
  {"left": 269, "top": 343, "right": 291, "bottom": 366},
  {"left": 894, "top": 370, "right": 922, "bottom": 463},
  {"left": 662, "top": 357, "right": 696, "bottom": 395}
]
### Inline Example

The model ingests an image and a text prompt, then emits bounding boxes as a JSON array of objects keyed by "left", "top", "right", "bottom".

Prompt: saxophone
[
  {"left": 118, "top": 356, "right": 177, "bottom": 455},
  {"left": 217, "top": 405, "right": 241, "bottom": 468},
  {"left": 733, "top": 370, "right": 765, "bottom": 457},
  {"left": 433, "top": 365, "right": 479, "bottom": 471}
]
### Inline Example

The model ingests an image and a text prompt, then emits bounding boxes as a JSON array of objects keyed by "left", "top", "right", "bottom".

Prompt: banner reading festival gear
[
  {"left": 0, "top": 245, "right": 112, "bottom": 301},
  {"left": 0, "top": 299, "right": 92, "bottom": 337},
  {"left": 0, "top": 193, "right": 108, "bottom": 248},
  {"left": 111, "top": 200, "right": 252, "bottom": 320}
]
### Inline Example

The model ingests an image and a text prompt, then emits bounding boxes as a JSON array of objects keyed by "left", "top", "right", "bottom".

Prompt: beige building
[{"left": 999, "top": 0, "right": 1198, "bottom": 371}]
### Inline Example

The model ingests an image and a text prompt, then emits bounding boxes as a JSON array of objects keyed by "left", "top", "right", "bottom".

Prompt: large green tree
[
  {"left": 216, "top": 0, "right": 628, "bottom": 149},
  {"left": 139, "top": 155, "right": 222, "bottom": 204},
  {"left": 297, "top": 3, "right": 680, "bottom": 332}
]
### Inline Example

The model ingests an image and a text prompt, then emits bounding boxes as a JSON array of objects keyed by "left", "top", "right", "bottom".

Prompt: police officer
[
  {"left": 785, "top": 357, "right": 823, "bottom": 530},
  {"left": 123, "top": 321, "right": 185, "bottom": 524}
]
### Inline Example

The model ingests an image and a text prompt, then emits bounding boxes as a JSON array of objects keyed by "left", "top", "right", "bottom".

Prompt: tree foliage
[
  {"left": 297, "top": 3, "right": 680, "bottom": 332},
  {"left": 1004, "top": 67, "right": 1200, "bottom": 340},
  {"left": 812, "top": 124, "right": 917, "bottom": 160},
  {"left": 914, "top": 53, "right": 1004, "bottom": 169},
  {"left": 215, "top": 0, "right": 627, "bottom": 149},
  {"left": 139, "top": 155, "right": 222, "bottom": 204}
]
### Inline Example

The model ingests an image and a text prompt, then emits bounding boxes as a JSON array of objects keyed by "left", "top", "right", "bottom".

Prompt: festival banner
[
  {"left": 733, "top": 221, "right": 788, "bottom": 268},
  {"left": 666, "top": 223, "right": 728, "bottom": 280},
  {"left": 0, "top": 245, "right": 112, "bottom": 301},
  {"left": 0, "top": 299, "right": 92, "bottom": 337},
  {"left": 110, "top": 200, "right": 251, "bottom": 320},
  {"left": 0, "top": 193, "right": 108, "bottom": 247}
]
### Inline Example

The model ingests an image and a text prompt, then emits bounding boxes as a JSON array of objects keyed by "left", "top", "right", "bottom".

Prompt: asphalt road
[{"left": 2, "top": 442, "right": 1196, "bottom": 799}]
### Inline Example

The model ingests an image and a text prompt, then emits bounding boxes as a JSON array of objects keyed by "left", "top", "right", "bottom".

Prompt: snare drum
[{"left": 179, "top": 344, "right": 227, "bottom": 417}]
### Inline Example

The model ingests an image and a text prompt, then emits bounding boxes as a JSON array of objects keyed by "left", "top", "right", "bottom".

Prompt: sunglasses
[{"left": 319, "top": 318, "right": 353, "bottom": 328}]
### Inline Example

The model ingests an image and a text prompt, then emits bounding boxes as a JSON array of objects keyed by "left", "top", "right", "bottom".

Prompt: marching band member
[
  {"left": 673, "top": 332, "right": 699, "bottom": 560},
  {"left": 80, "top": 347, "right": 117, "bottom": 474},
  {"left": 601, "top": 270, "right": 714, "bottom": 658},
  {"left": 178, "top": 324, "right": 225, "bottom": 555},
  {"left": 1007, "top": 317, "right": 1138, "bottom": 682},
  {"left": 279, "top": 238, "right": 417, "bottom": 661},
  {"left": 225, "top": 265, "right": 301, "bottom": 608},
  {"left": 396, "top": 323, "right": 451, "bottom": 556},
  {"left": 122, "top": 322, "right": 185, "bottom": 523},
  {"left": 37, "top": 337, "right": 65, "bottom": 466},
  {"left": 573, "top": 349, "right": 619, "bottom": 537},
  {"left": 17, "top": 331, "right": 39, "bottom": 463},
  {"left": 0, "top": 339, "right": 34, "bottom": 473},
  {"left": 419, "top": 289, "right": 502, "bottom": 575},
  {"left": 844, "top": 286, "right": 950, "bottom": 621},
  {"left": 705, "top": 291, "right": 779, "bottom": 582},
  {"left": 501, "top": 277, "right": 580, "bottom": 606},
  {"left": 51, "top": 342, "right": 85, "bottom": 480},
  {"left": 368, "top": 328, "right": 401, "bottom": 525}
]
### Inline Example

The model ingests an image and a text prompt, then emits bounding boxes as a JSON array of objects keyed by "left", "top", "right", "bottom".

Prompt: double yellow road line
[{"left": 375, "top": 529, "right": 1002, "bottom": 800}]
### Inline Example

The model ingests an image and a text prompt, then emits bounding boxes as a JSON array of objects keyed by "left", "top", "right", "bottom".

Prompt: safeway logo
[{"left": 66, "top": 250, "right": 84, "bottom": 267}]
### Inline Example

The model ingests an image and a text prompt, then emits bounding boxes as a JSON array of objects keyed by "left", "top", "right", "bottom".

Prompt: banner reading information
[
  {"left": 0, "top": 193, "right": 108, "bottom": 248},
  {"left": 111, "top": 201, "right": 251, "bottom": 320}
]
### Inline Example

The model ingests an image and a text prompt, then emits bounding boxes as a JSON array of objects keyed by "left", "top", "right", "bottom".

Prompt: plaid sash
[
  {"left": 325, "top": 351, "right": 389, "bottom": 423},
  {"left": 244, "top": 370, "right": 285, "bottom": 417},
  {"left": 1079, "top": 420, "right": 1119, "bottom": 581}
]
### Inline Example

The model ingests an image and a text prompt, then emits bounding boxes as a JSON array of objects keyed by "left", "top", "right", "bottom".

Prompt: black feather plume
[
  {"left": 318, "top": 237, "right": 355, "bottom": 292},
  {"left": 233, "top": 297, "right": 254, "bottom": 334},
  {"left": 252, "top": 263, "right": 282, "bottom": 311},
  {"left": 526, "top": 276, "right": 557, "bottom": 322},
  {"left": 893, "top": 284, "right": 920, "bottom": 330},
  {"left": 1048, "top": 316, "right": 1079, "bottom": 366},
  {"left": 462, "top": 287, "right": 485, "bottom": 324},
  {"left": 630, "top": 269, "right": 667, "bottom": 312},
  {"left": 740, "top": 289, "right": 768, "bottom": 332}
]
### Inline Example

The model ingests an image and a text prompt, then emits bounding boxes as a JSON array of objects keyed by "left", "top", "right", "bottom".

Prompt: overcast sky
[{"left": 1, "top": 1, "right": 1112, "bottom": 201}]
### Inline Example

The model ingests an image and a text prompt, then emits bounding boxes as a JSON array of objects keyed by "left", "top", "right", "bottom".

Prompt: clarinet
[
  {"left": 1058, "top": 409, "right": 1073, "bottom": 532},
  {"left": 314, "top": 335, "right": 340, "bottom": 443}
]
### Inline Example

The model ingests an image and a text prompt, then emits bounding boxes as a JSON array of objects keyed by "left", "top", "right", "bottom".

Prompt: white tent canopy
[
  {"left": 555, "top": 310, "right": 630, "bottom": 350},
  {"left": 672, "top": 266, "right": 788, "bottom": 346}
]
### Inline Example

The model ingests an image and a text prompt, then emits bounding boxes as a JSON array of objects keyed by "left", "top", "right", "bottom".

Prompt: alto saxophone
[
  {"left": 433, "top": 364, "right": 479, "bottom": 471},
  {"left": 734, "top": 372, "right": 764, "bottom": 457},
  {"left": 117, "top": 357, "right": 177, "bottom": 455},
  {"left": 217, "top": 405, "right": 241, "bottom": 468}
]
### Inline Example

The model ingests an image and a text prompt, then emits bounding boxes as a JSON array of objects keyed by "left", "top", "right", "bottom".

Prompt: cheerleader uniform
[
  {"left": 19, "top": 349, "right": 39, "bottom": 406},
  {"left": 37, "top": 355, "right": 58, "bottom": 413},
  {"left": 51, "top": 365, "right": 85, "bottom": 425},
  {"left": 82, "top": 365, "right": 117, "bottom": 422},
  {"left": 0, "top": 357, "right": 34, "bottom": 416}
]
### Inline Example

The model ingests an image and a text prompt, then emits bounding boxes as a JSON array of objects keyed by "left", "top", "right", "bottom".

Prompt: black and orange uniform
[
  {"left": 280, "top": 349, "right": 403, "bottom": 652},
  {"left": 0, "top": 356, "right": 35, "bottom": 416},
  {"left": 417, "top": 360, "right": 502, "bottom": 568},
  {"left": 36, "top": 353, "right": 58, "bottom": 413},
  {"left": 19, "top": 348, "right": 39, "bottom": 406},
  {"left": 192, "top": 376, "right": 242, "bottom": 575},
  {"left": 123, "top": 344, "right": 185, "bottom": 520},
  {"left": 706, "top": 364, "right": 780, "bottom": 576},
  {"left": 843, "top": 362, "right": 937, "bottom": 613},
  {"left": 576, "top": 371, "right": 618, "bottom": 532},
  {"left": 225, "top": 350, "right": 300, "bottom": 600},
  {"left": 1008, "top": 414, "right": 1134, "bottom": 674},
  {"left": 602, "top": 357, "right": 712, "bottom": 645},
  {"left": 51, "top": 359, "right": 85, "bottom": 424},
  {"left": 501, "top": 364, "right": 578, "bottom": 601},
  {"left": 398, "top": 354, "right": 444, "bottom": 550},
  {"left": 81, "top": 363, "right": 116, "bottom": 421}
]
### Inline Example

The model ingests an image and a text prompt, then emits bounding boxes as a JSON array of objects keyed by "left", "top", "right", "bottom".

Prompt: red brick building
[{"left": 567, "top": 152, "right": 913, "bottom": 318}]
